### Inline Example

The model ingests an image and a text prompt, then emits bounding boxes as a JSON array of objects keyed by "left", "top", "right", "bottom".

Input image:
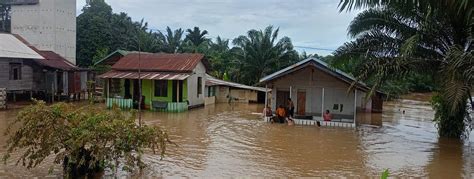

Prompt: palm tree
[
  {"left": 232, "top": 26, "right": 299, "bottom": 85},
  {"left": 156, "top": 26, "right": 184, "bottom": 53},
  {"left": 207, "top": 36, "right": 235, "bottom": 79},
  {"left": 185, "top": 27, "right": 209, "bottom": 46},
  {"left": 338, "top": 0, "right": 473, "bottom": 35},
  {"left": 334, "top": 4, "right": 473, "bottom": 138}
]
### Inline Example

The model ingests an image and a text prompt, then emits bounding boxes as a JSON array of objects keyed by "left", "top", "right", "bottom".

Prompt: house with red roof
[
  {"left": 0, "top": 33, "right": 88, "bottom": 102},
  {"left": 98, "top": 52, "right": 209, "bottom": 112}
]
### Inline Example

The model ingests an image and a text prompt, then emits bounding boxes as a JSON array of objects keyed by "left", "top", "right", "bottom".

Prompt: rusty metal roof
[
  {"left": 112, "top": 53, "right": 207, "bottom": 72},
  {"left": 35, "top": 51, "right": 78, "bottom": 71},
  {"left": 98, "top": 70, "right": 190, "bottom": 80},
  {"left": 11, "top": 34, "right": 80, "bottom": 71}
]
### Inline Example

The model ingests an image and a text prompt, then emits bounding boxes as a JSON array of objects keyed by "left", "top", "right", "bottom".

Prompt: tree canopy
[
  {"left": 334, "top": 1, "right": 473, "bottom": 138},
  {"left": 3, "top": 100, "right": 170, "bottom": 176}
]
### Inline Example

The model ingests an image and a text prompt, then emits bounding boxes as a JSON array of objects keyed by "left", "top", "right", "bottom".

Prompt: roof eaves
[
  {"left": 259, "top": 57, "right": 371, "bottom": 92},
  {"left": 93, "top": 49, "right": 130, "bottom": 66}
]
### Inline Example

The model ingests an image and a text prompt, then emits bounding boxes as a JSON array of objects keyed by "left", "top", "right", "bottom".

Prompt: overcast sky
[{"left": 76, "top": 0, "right": 359, "bottom": 56}]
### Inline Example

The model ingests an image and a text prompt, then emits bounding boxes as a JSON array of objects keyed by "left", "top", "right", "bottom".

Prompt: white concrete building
[{"left": 10, "top": 0, "right": 76, "bottom": 64}]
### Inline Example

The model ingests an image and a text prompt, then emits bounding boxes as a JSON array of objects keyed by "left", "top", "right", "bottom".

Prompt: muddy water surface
[{"left": 0, "top": 95, "right": 472, "bottom": 178}]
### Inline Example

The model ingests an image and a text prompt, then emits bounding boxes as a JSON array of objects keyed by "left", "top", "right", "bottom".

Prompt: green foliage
[
  {"left": 77, "top": 0, "right": 157, "bottom": 67},
  {"left": 232, "top": 25, "right": 299, "bottom": 85},
  {"left": 431, "top": 94, "right": 469, "bottom": 138},
  {"left": 91, "top": 48, "right": 111, "bottom": 74},
  {"left": 381, "top": 169, "right": 389, "bottom": 179},
  {"left": 156, "top": 27, "right": 185, "bottom": 53},
  {"left": 334, "top": 1, "right": 472, "bottom": 138},
  {"left": 77, "top": 2, "right": 303, "bottom": 86},
  {"left": 3, "top": 100, "right": 170, "bottom": 176}
]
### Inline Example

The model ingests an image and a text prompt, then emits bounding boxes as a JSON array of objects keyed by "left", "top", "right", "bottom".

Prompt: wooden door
[
  {"left": 276, "top": 90, "right": 290, "bottom": 108},
  {"left": 297, "top": 91, "right": 306, "bottom": 115}
]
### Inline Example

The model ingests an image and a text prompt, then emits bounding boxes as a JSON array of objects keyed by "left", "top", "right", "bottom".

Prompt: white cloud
[{"left": 77, "top": 0, "right": 359, "bottom": 56}]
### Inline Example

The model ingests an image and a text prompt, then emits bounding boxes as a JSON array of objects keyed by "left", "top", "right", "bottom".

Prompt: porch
[
  {"left": 101, "top": 71, "right": 190, "bottom": 112},
  {"left": 265, "top": 86, "right": 364, "bottom": 126}
]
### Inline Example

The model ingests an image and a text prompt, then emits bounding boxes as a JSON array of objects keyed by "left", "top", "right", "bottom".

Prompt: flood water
[{"left": 0, "top": 94, "right": 473, "bottom": 178}]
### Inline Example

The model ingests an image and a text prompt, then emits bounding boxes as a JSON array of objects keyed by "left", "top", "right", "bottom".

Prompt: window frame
[
  {"left": 9, "top": 63, "right": 22, "bottom": 80},
  {"left": 154, "top": 80, "right": 168, "bottom": 97},
  {"left": 197, "top": 77, "right": 202, "bottom": 97}
]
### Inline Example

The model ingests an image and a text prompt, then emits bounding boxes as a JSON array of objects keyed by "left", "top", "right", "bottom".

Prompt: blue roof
[{"left": 259, "top": 57, "right": 369, "bottom": 91}]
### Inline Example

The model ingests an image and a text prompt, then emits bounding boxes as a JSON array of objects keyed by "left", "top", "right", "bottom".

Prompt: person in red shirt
[{"left": 323, "top": 110, "right": 332, "bottom": 121}]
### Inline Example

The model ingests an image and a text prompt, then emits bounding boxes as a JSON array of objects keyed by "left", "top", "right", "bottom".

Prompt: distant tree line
[
  {"left": 77, "top": 0, "right": 439, "bottom": 94},
  {"left": 77, "top": 0, "right": 303, "bottom": 86},
  {"left": 336, "top": 0, "right": 473, "bottom": 138}
]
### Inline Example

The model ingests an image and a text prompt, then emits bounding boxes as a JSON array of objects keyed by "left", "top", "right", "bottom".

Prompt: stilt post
[{"left": 354, "top": 89, "right": 357, "bottom": 125}]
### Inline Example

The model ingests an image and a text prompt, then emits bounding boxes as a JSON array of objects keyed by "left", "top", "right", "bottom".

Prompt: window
[
  {"left": 9, "top": 63, "right": 22, "bottom": 80},
  {"left": 197, "top": 77, "right": 202, "bottom": 97},
  {"left": 154, "top": 80, "right": 168, "bottom": 97},
  {"left": 208, "top": 86, "right": 216, "bottom": 97}
]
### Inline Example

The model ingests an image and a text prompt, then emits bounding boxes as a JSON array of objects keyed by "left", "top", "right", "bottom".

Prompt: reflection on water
[{"left": 0, "top": 96, "right": 472, "bottom": 177}]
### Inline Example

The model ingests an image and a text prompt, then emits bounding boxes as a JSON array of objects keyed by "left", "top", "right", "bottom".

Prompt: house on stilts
[
  {"left": 98, "top": 52, "right": 209, "bottom": 112},
  {"left": 0, "top": 33, "right": 89, "bottom": 104},
  {"left": 259, "top": 58, "right": 384, "bottom": 127}
]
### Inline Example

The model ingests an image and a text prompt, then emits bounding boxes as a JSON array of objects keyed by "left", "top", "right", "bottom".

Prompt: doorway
[
  {"left": 124, "top": 79, "right": 131, "bottom": 99},
  {"left": 276, "top": 90, "right": 290, "bottom": 108},
  {"left": 172, "top": 80, "right": 183, "bottom": 102},
  {"left": 132, "top": 79, "right": 144, "bottom": 109},
  {"left": 297, "top": 91, "right": 306, "bottom": 115}
]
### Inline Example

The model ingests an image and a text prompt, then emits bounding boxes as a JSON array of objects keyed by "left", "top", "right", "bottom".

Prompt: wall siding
[
  {"left": 186, "top": 62, "right": 206, "bottom": 107},
  {"left": 0, "top": 58, "right": 35, "bottom": 91},
  {"left": 270, "top": 66, "right": 370, "bottom": 116}
]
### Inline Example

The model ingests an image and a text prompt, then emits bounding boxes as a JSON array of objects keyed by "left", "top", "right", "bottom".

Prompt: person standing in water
[
  {"left": 323, "top": 110, "right": 332, "bottom": 121},
  {"left": 276, "top": 105, "right": 287, "bottom": 123},
  {"left": 287, "top": 98, "right": 295, "bottom": 117}
]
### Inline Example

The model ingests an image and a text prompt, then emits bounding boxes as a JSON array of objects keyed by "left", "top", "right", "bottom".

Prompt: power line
[{"left": 294, "top": 46, "right": 335, "bottom": 51}]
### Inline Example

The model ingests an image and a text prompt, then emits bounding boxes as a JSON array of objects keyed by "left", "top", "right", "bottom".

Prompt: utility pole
[
  {"left": 138, "top": 39, "right": 142, "bottom": 126},
  {"left": 137, "top": 31, "right": 142, "bottom": 127}
]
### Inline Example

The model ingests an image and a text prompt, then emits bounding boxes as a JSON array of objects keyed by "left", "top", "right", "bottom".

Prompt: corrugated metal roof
[
  {"left": 0, "top": 33, "right": 44, "bottom": 59},
  {"left": 112, "top": 53, "right": 206, "bottom": 72},
  {"left": 93, "top": 49, "right": 132, "bottom": 66},
  {"left": 259, "top": 58, "right": 370, "bottom": 92},
  {"left": 98, "top": 70, "right": 190, "bottom": 80},
  {"left": 35, "top": 51, "right": 78, "bottom": 71},
  {"left": 206, "top": 74, "right": 269, "bottom": 92}
]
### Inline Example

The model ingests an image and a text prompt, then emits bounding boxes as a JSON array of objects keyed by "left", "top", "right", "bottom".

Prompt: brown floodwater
[{"left": 0, "top": 95, "right": 473, "bottom": 178}]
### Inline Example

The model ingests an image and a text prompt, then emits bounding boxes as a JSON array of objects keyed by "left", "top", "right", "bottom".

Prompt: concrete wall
[
  {"left": 186, "top": 62, "right": 206, "bottom": 107},
  {"left": 270, "top": 66, "right": 371, "bottom": 116},
  {"left": 212, "top": 85, "right": 259, "bottom": 103},
  {"left": 11, "top": 0, "right": 77, "bottom": 64},
  {"left": 204, "top": 96, "right": 215, "bottom": 105}
]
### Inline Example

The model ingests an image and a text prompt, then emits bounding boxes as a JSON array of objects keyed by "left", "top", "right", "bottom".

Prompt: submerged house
[
  {"left": 98, "top": 53, "right": 209, "bottom": 112},
  {"left": 0, "top": 33, "right": 88, "bottom": 102},
  {"left": 259, "top": 58, "right": 383, "bottom": 124},
  {"left": 205, "top": 74, "right": 268, "bottom": 105}
]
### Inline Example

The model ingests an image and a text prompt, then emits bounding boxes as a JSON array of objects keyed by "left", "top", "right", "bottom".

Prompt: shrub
[{"left": 3, "top": 100, "right": 170, "bottom": 177}]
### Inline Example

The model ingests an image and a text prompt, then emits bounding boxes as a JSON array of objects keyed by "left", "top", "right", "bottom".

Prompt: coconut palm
[
  {"left": 156, "top": 26, "right": 184, "bottom": 53},
  {"left": 232, "top": 26, "right": 299, "bottom": 85},
  {"left": 334, "top": 4, "right": 473, "bottom": 138}
]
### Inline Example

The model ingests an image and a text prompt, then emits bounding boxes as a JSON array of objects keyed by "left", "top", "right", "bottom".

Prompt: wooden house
[
  {"left": 0, "top": 33, "right": 88, "bottom": 102},
  {"left": 259, "top": 58, "right": 384, "bottom": 125},
  {"left": 205, "top": 74, "right": 268, "bottom": 105},
  {"left": 98, "top": 53, "right": 209, "bottom": 112}
]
